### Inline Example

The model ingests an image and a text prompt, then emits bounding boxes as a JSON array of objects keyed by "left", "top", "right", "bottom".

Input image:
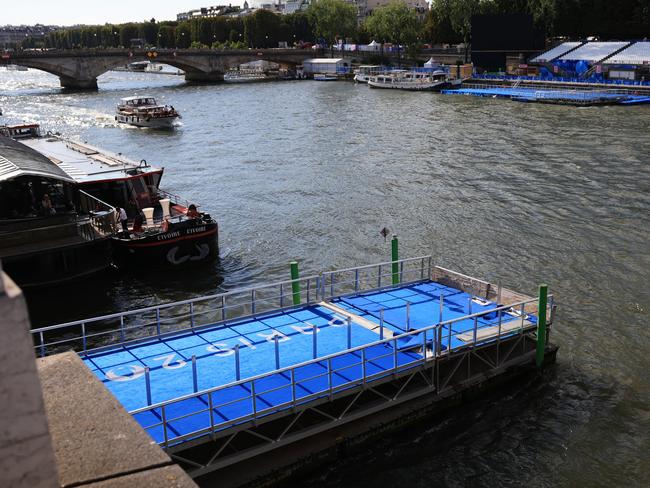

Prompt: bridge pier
[
  {"left": 183, "top": 71, "right": 224, "bottom": 83},
  {"left": 59, "top": 75, "right": 98, "bottom": 90}
]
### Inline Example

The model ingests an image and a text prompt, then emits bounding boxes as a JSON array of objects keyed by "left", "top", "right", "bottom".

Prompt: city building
[
  {"left": 177, "top": 5, "right": 241, "bottom": 21},
  {"left": 0, "top": 25, "right": 59, "bottom": 48}
]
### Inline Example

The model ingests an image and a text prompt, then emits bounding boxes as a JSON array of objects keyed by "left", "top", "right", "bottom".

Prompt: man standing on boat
[{"left": 117, "top": 206, "right": 128, "bottom": 235}]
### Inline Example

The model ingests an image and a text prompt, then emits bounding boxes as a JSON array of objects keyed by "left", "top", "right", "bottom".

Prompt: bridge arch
[{"left": 5, "top": 49, "right": 315, "bottom": 89}]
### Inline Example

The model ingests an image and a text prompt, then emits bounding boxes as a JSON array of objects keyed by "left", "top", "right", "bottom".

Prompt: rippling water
[{"left": 2, "top": 69, "right": 649, "bottom": 487}]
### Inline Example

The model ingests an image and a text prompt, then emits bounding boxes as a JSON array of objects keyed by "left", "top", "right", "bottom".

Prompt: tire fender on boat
[{"left": 166, "top": 243, "right": 210, "bottom": 265}]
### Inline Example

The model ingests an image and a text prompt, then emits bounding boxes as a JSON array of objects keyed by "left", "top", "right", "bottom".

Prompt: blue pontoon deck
[
  {"left": 442, "top": 83, "right": 650, "bottom": 106},
  {"left": 32, "top": 256, "right": 554, "bottom": 477}
]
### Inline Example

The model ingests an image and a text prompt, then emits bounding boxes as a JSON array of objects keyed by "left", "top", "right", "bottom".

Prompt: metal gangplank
[{"left": 31, "top": 256, "right": 555, "bottom": 478}]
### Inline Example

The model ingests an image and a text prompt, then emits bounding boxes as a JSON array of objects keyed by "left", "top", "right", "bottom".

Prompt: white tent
[
  {"left": 424, "top": 57, "right": 438, "bottom": 67},
  {"left": 366, "top": 40, "right": 380, "bottom": 51}
]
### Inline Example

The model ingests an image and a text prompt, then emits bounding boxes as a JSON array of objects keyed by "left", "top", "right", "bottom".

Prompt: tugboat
[
  {"left": 115, "top": 96, "right": 180, "bottom": 129},
  {"left": 1, "top": 124, "right": 218, "bottom": 268}
]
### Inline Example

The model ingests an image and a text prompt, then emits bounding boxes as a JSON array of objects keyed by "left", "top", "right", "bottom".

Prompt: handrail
[
  {"left": 129, "top": 294, "right": 546, "bottom": 416},
  {"left": 324, "top": 255, "right": 430, "bottom": 275},
  {"left": 30, "top": 273, "right": 322, "bottom": 334}
]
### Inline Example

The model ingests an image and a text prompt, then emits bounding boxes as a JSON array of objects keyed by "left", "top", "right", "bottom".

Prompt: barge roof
[
  {"left": 18, "top": 136, "right": 162, "bottom": 184},
  {"left": 0, "top": 135, "right": 76, "bottom": 183}
]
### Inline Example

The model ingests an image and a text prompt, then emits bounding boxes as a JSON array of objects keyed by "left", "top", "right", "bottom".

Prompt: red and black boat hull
[{"left": 111, "top": 220, "right": 219, "bottom": 266}]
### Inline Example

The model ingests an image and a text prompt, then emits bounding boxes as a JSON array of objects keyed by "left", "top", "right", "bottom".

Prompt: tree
[
  {"left": 364, "top": 0, "right": 421, "bottom": 65},
  {"left": 175, "top": 23, "right": 191, "bottom": 48},
  {"left": 448, "top": 0, "right": 480, "bottom": 62},
  {"left": 307, "top": 0, "right": 357, "bottom": 48}
]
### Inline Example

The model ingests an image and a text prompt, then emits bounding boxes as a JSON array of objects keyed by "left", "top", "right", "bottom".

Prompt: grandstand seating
[
  {"left": 606, "top": 41, "right": 650, "bottom": 65},
  {"left": 530, "top": 42, "right": 583, "bottom": 63},
  {"left": 558, "top": 42, "right": 630, "bottom": 62}
]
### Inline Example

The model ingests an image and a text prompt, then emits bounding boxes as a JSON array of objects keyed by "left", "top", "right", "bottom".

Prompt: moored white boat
[
  {"left": 115, "top": 96, "right": 180, "bottom": 129},
  {"left": 224, "top": 69, "right": 269, "bottom": 83},
  {"left": 368, "top": 70, "right": 450, "bottom": 91},
  {"left": 353, "top": 65, "right": 382, "bottom": 83},
  {"left": 313, "top": 74, "right": 338, "bottom": 81}
]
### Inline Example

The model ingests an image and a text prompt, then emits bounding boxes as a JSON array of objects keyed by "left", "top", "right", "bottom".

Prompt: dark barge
[
  {"left": 0, "top": 134, "right": 114, "bottom": 288},
  {"left": 0, "top": 124, "right": 219, "bottom": 280}
]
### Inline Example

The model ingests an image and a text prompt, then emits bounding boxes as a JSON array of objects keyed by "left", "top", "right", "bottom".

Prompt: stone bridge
[
  {"left": 2, "top": 48, "right": 315, "bottom": 89},
  {"left": 2, "top": 47, "right": 468, "bottom": 89}
]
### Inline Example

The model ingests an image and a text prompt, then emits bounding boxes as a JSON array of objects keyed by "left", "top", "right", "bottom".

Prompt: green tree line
[{"left": 26, "top": 0, "right": 650, "bottom": 52}]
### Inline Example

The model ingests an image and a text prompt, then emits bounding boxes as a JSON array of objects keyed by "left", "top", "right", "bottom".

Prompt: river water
[{"left": 1, "top": 69, "right": 648, "bottom": 487}]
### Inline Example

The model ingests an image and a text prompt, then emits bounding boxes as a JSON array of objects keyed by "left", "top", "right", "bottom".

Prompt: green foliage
[
  {"left": 307, "top": 0, "right": 357, "bottom": 44},
  {"left": 176, "top": 23, "right": 191, "bottom": 48},
  {"left": 364, "top": 0, "right": 421, "bottom": 46}
]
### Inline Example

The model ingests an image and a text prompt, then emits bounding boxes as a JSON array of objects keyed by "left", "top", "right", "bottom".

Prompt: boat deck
[{"left": 79, "top": 279, "right": 535, "bottom": 445}]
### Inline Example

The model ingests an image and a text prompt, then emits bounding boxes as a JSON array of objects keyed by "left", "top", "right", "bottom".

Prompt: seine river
[{"left": 1, "top": 69, "right": 648, "bottom": 487}]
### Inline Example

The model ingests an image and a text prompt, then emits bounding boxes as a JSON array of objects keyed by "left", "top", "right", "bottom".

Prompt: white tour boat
[
  {"left": 115, "top": 96, "right": 180, "bottom": 129},
  {"left": 367, "top": 70, "right": 450, "bottom": 91},
  {"left": 353, "top": 65, "right": 382, "bottom": 83}
]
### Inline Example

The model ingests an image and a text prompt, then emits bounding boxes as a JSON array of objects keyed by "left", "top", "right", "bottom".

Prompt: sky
[{"left": 4, "top": 0, "right": 247, "bottom": 26}]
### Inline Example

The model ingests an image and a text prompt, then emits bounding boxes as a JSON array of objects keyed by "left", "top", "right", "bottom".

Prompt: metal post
[
  {"left": 354, "top": 269, "right": 359, "bottom": 292},
  {"left": 235, "top": 344, "right": 241, "bottom": 380},
  {"left": 312, "top": 324, "right": 318, "bottom": 359},
  {"left": 439, "top": 293, "right": 444, "bottom": 323},
  {"left": 306, "top": 278, "right": 311, "bottom": 303},
  {"left": 290, "top": 369, "right": 296, "bottom": 407},
  {"left": 192, "top": 355, "right": 198, "bottom": 393},
  {"left": 156, "top": 308, "right": 161, "bottom": 336},
  {"left": 274, "top": 335, "right": 280, "bottom": 369},
  {"left": 362, "top": 348, "right": 366, "bottom": 385},
  {"left": 400, "top": 261, "right": 404, "bottom": 284},
  {"left": 377, "top": 264, "right": 382, "bottom": 288},
  {"left": 120, "top": 315, "right": 125, "bottom": 343},
  {"left": 536, "top": 284, "right": 548, "bottom": 368},
  {"left": 330, "top": 272, "right": 334, "bottom": 297},
  {"left": 422, "top": 329, "right": 427, "bottom": 360},
  {"left": 347, "top": 316, "right": 352, "bottom": 349},
  {"left": 327, "top": 358, "right": 333, "bottom": 399},
  {"left": 520, "top": 303, "right": 526, "bottom": 333},
  {"left": 39, "top": 332, "right": 45, "bottom": 358},
  {"left": 208, "top": 392, "right": 214, "bottom": 432},
  {"left": 251, "top": 381, "right": 257, "bottom": 416},
  {"left": 280, "top": 283, "right": 284, "bottom": 308},
  {"left": 420, "top": 257, "right": 425, "bottom": 279},
  {"left": 251, "top": 289, "right": 256, "bottom": 315},
  {"left": 406, "top": 301, "right": 411, "bottom": 331},
  {"left": 161, "top": 405, "right": 168, "bottom": 448},
  {"left": 189, "top": 302, "right": 195, "bottom": 329},
  {"left": 290, "top": 261, "right": 300, "bottom": 306},
  {"left": 221, "top": 295, "right": 226, "bottom": 322},
  {"left": 81, "top": 323, "right": 87, "bottom": 353},
  {"left": 468, "top": 297, "right": 473, "bottom": 315},
  {"left": 393, "top": 338, "right": 398, "bottom": 369},
  {"left": 391, "top": 235, "right": 399, "bottom": 285},
  {"left": 145, "top": 366, "right": 152, "bottom": 406},
  {"left": 472, "top": 317, "right": 478, "bottom": 345},
  {"left": 380, "top": 308, "right": 385, "bottom": 340},
  {"left": 427, "top": 256, "right": 432, "bottom": 278}
]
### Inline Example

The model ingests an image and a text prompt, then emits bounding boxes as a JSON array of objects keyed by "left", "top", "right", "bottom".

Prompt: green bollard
[
  {"left": 391, "top": 235, "right": 399, "bottom": 285},
  {"left": 535, "top": 284, "right": 548, "bottom": 368},
  {"left": 290, "top": 261, "right": 301, "bottom": 306}
]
